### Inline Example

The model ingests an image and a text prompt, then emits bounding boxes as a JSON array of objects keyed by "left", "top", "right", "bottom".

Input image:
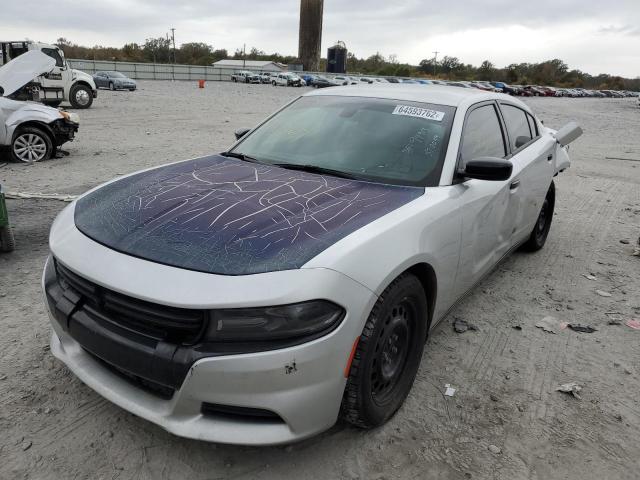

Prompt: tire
[
  {"left": 521, "top": 181, "right": 555, "bottom": 252},
  {"left": 232, "top": 78, "right": 237, "bottom": 82},
  {"left": 11, "top": 126, "right": 54, "bottom": 163},
  {"left": 341, "top": 273, "right": 428, "bottom": 428},
  {"left": 0, "top": 225, "right": 15, "bottom": 252},
  {"left": 69, "top": 84, "right": 93, "bottom": 109}
]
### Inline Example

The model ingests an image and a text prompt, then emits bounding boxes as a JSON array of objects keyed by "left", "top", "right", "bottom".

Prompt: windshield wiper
[
  {"left": 221, "top": 151, "right": 261, "bottom": 163},
  {"left": 273, "top": 163, "right": 360, "bottom": 180}
]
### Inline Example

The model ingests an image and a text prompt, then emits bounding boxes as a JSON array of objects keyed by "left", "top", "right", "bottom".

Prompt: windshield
[
  {"left": 108, "top": 72, "right": 126, "bottom": 78},
  {"left": 231, "top": 96, "right": 455, "bottom": 186}
]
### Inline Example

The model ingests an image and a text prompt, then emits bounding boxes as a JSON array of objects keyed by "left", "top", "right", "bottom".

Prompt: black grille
[
  {"left": 54, "top": 260, "right": 207, "bottom": 345},
  {"left": 86, "top": 349, "right": 175, "bottom": 399}
]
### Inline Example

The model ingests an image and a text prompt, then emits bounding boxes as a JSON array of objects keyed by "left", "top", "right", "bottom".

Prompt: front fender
[
  {"left": 6, "top": 104, "right": 60, "bottom": 139},
  {"left": 303, "top": 187, "right": 463, "bottom": 323},
  {"left": 71, "top": 70, "right": 97, "bottom": 90}
]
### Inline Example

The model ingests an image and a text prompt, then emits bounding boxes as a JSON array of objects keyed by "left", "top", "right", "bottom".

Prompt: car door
[
  {"left": 94, "top": 73, "right": 104, "bottom": 88},
  {"left": 498, "top": 102, "right": 555, "bottom": 244},
  {"left": 452, "top": 101, "right": 520, "bottom": 296}
]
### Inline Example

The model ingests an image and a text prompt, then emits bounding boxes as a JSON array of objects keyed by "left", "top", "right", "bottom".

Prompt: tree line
[{"left": 54, "top": 38, "right": 639, "bottom": 91}]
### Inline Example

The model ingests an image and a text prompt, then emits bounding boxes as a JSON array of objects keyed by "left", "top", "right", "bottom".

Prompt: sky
[{"left": 3, "top": 0, "right": 640, "bottom": 78}]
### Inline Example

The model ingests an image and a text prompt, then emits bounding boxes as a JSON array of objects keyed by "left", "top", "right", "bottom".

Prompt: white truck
[{"left": 0, "top": 41, "right": 97, "bottom": 109}]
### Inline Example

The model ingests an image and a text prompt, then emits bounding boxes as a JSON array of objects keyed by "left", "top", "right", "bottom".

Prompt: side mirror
[
  {"left": 553, "top": 121, "right": 583, "bottom": 147},
  {"left": 515, "top": 136, "right": 530, "bottom": 149},
  {"left": 459, "top": 157, "right": 513, "bottom": 181},
  {"left": 234, "top": 128, "right": 251, "bottom": 140}
]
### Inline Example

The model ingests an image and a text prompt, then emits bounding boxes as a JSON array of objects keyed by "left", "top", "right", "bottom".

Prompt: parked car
[
  {"left": 0, "top": 51, "right": 79, "bottom": 163},
  {"left": 491, "top": 82, "right": 519, "bottom": 95},
  {"left": 446, "top": 81, "right": 472, "bottom": 88},
  {"left": 258, "top": 72, "right": 273, "bottom": 84},
  {"left": 310, "top": 75, "right": 341, "bottom": 88},
  {"left": 273, "top": 72, "right": 304, "bottom": 87},
  {"left": 333, "top": 75, "right": 358, "bottom": 85},
  {"left": 523, "top": 85, "right": 546, "bottom": 96},
  {"left": 0, "top": 183, "right": 15, "bottom": 252},
  {"left": 93, "top": 71, "right": 137, "bottom": 91},
  {"left": 468, "top": 82, "right": 493, "bottom": 91},
  {"left": 301, "top": 74, "right": 317, "bottom": 85},
  {"left": 44, "top": 84, "right": 582, "bottom": 445},
  {"left": 231, "top": 71, "right": 261, "bottom": 84}
]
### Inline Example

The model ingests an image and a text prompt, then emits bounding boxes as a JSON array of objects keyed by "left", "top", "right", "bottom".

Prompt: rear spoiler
[{"left": 552, "top": 121, "right": 583, "bottom": 147}]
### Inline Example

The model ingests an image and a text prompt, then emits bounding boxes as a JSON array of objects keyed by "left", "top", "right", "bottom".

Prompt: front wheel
[
  {"left": 341, "top": 273, "right": 428, "bottom": 428},
  {"left": 521, "top": 181, "right": 555, "bottom": 252},
  {"left": 69, "top": 84, "right": 93, "bottom": 109},
  {"left": 11, "top": 126, "right": 53, "bottom": 163},
  {"left": 0, "top": 225, "right": 15, "bottom": 252}
]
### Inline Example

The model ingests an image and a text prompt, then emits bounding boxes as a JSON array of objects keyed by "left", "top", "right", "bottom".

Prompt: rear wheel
[
  {"left": 521, "top": 181, "right": 555, "bottom": 252},
  {"left": 341, "top": 273, "right": 428, "bottom": 428},
  {"left": 11, "top": 126, "right": 53, "bottom": 163},
  {"left": 69, "top": 84, "right": 93, "bottom": 109},
  {"left": 0, "top": 225, "right": 15, "bottom": 252}
]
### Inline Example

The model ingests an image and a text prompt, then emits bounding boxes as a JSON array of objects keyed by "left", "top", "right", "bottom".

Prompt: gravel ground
[{"left": 1, "top": 81, "right": 639, "bottom": 480}]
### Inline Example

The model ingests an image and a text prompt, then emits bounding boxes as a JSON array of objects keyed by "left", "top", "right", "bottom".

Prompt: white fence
[
  {"left": 67, "top": 59, "right": 277, "bottom": 82},
  {"left": 67, "top": 59, "right": 391, "bottom": 83}
]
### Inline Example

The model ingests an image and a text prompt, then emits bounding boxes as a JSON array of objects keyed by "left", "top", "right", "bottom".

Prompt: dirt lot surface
[{"left": 1, "top": 82, "right": 639, "bottom": 480}]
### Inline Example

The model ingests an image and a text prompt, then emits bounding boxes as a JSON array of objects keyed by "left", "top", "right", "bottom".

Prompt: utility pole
[
  {"left": 298, "top": 0, "right": 324, "bottom": 72},
  {"left": 432, "top": 51, "right": 439, "bottom": 77},
  {"left": 243, "top": 43, "right": 246, "bottom": 69},
  {"left": 170, "top": 28, "right": 176, "bottom": 81}
]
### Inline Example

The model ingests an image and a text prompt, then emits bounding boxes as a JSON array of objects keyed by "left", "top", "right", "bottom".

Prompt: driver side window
[{"left": 460, "top": 104, "right": 506, "bottom": 165}]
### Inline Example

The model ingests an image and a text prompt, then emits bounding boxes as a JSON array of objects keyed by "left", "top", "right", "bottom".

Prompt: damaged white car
[
  {"left": 0, "top": 50, "right": 79, "bottom": 162},
  {"left": 44, "top": 85, "right": 581, "bottom": 445}
]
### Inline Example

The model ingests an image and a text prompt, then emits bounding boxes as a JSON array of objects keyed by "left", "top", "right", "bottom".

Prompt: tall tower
[{"left": 298, "top": 0, "right": 324, "bottom": 71}]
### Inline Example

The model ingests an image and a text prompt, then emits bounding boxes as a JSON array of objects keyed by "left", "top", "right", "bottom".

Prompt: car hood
[
  {"left": 0, "top": 98, "right": 62, "bottom": 124},
  {"left": 0, "top": 50, "right": 55, "bottom": 97},
  {"left": 74, "top": 155, "right": 423, "bottom": 275}
]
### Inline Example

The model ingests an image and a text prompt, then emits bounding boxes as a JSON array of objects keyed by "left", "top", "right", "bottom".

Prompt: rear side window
[
  {"left": 501, "top": 104, "right": 532, "bottom": 150},
  {"left": 460, "top": 104, "right": 506, "bottom": 163}
]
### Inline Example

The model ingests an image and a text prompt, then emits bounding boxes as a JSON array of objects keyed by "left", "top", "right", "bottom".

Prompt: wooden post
[{"left": 298, "top": 0, "right": 323, "bottom": 72}]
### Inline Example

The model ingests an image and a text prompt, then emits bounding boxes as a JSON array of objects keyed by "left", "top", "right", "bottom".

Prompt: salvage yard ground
[{"left": 1, "top": 81, "right": 639, "bottom": 480}]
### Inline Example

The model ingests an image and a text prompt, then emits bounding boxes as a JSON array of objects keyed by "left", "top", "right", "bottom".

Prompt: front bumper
[
  {"left": 50, "top": 119, "right": 79, "bottom": 146},
  {"left": 43, "top": 206, "right": 376, "bottom": 444}
]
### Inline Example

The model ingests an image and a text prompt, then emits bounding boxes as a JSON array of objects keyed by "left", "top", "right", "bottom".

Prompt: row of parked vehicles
[{"left": 230, "top": 69, "right": 639, "bottom": 99}]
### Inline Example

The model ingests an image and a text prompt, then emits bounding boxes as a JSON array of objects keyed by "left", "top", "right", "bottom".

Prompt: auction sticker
[{"left": 392, "top": 105, "right": 445, "bottom": 122}]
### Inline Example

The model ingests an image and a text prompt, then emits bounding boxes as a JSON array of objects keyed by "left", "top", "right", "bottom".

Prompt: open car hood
[
  {"left": 74, "top": 155, "right": 424, "bottom": 275},
  {"left": 0, "top": 50, "right": 55, "bottom": 97}
]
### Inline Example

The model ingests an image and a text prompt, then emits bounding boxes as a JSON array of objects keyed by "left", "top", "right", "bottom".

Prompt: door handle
[
  {"left": 510, "top": 180, "right": 521, "bottom": 191},
  {"left": 547, "top": 154, "right": 553, "bottom": 161}
]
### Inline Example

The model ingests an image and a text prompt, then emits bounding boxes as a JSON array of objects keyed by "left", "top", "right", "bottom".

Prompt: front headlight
[{"left": 205, "top": 300, "right": 345, "bottom": 342}]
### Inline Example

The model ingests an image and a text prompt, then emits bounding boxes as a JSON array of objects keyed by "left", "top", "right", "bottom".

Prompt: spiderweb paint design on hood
[{"left": 74, "top": 155, "right": 423, "bottom": 275}]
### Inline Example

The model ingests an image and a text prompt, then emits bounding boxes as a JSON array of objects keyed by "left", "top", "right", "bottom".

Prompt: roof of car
[{"left": 305, "top": 84, "right": 497, "bottom": 107}]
